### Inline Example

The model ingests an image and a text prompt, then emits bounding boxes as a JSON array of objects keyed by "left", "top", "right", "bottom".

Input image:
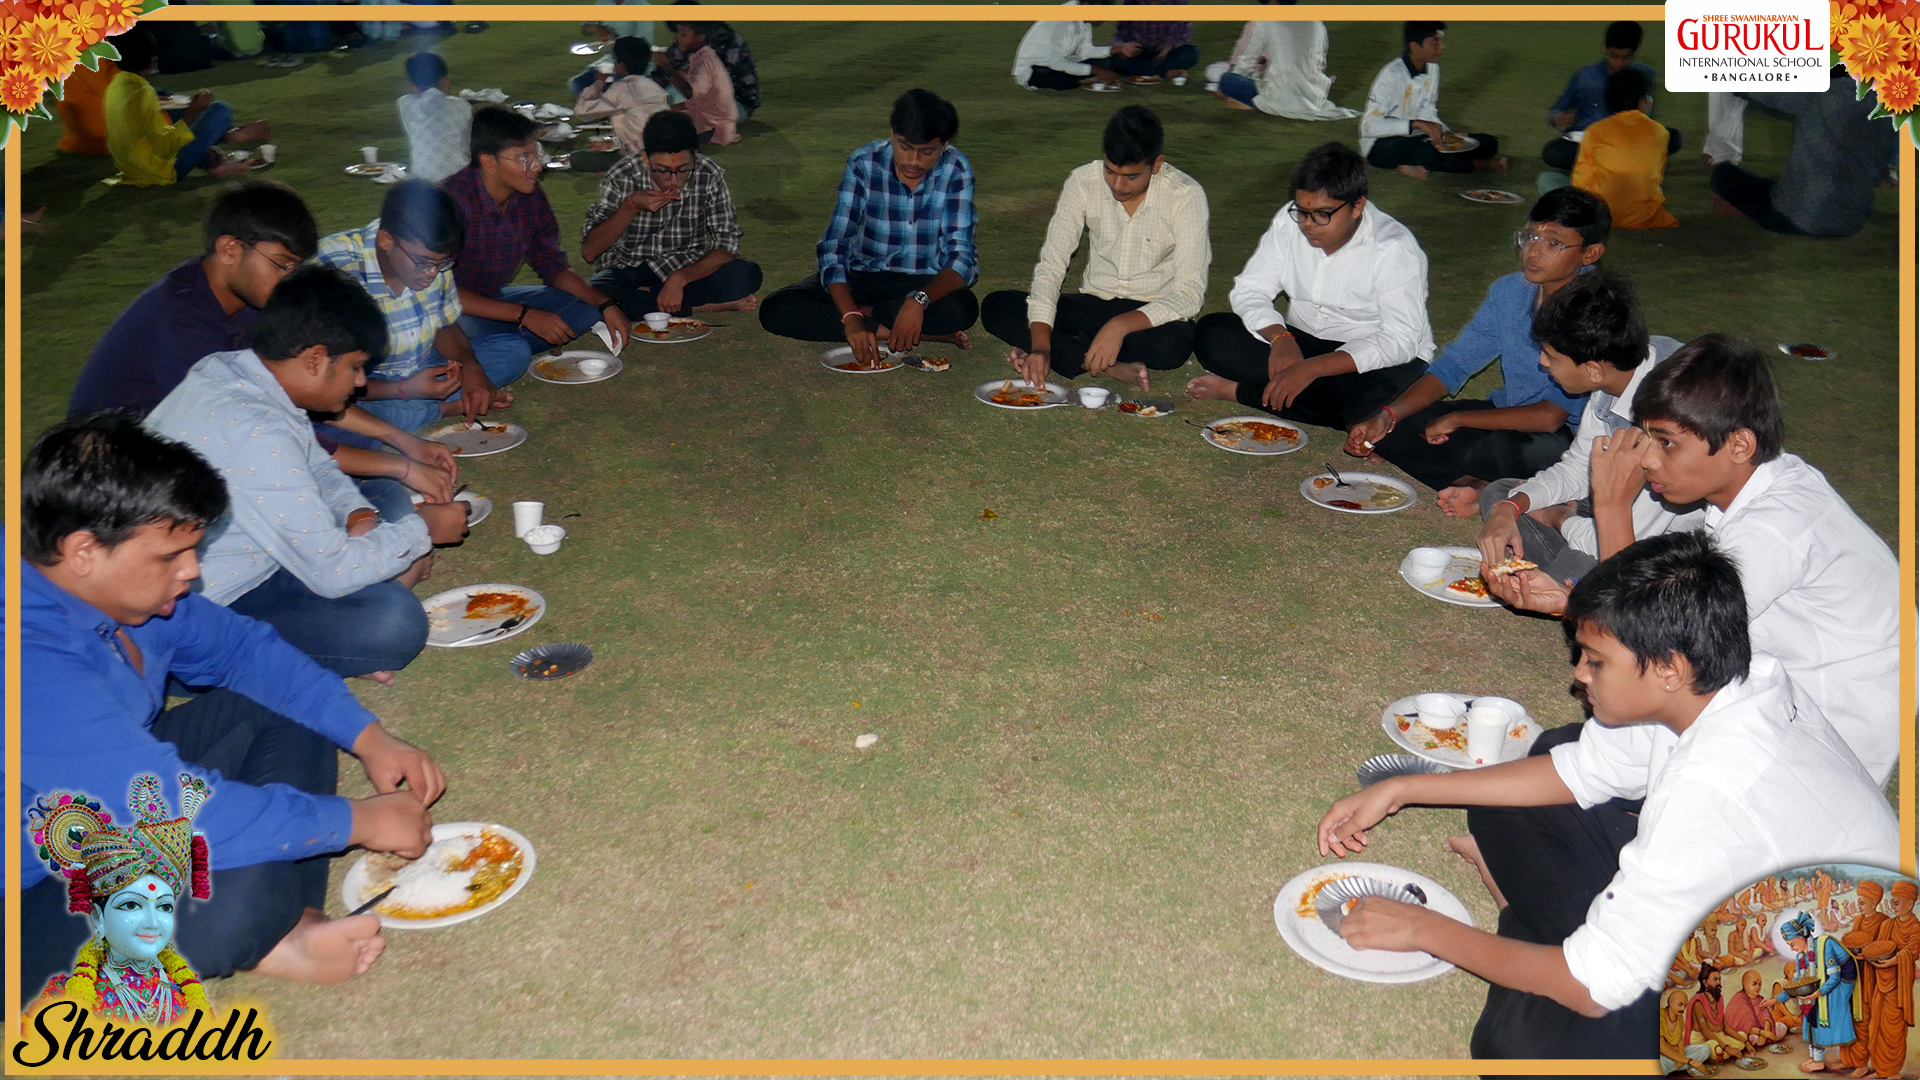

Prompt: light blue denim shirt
[{"left": 146, "top": 348, "right": 432, "bottom": 605}]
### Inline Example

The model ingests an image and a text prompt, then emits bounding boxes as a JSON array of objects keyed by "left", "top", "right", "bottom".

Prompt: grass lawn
[{"left": 15, "top": 10, "right": 1903, "bottom": 1062}]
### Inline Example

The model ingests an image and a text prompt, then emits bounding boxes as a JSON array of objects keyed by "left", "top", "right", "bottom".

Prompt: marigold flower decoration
[
  {"left": 0, "top": 0, "right": 167, "bottom": 147},
  {"left": 1836, "top": 0, "right": 1920, "bottom": 147}
]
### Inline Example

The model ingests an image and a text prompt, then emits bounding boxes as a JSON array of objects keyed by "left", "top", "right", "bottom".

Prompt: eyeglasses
[
  {"left": 245, "top": 241, "right": 302, "bottom": 274},
  {"left": 395, "top": 243, "right": 457, "bottom": 275},
  {"left": 503, "top": 152, "right": 543, "bottom": 171},
  {"left": 648, "top": 162, "right": 696, "bottom": 180},
  {"left": 1514, "top": 228, "right": 1578, "bottom": 254},
  {"left": 1286, "top": 200, "right": 1353, "bottom": 227}
]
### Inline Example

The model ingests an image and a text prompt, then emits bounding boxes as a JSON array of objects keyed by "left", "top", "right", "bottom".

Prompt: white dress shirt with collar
[
  {"left": 1554, "top": 654, "right": 1897, "bottom": 1012},
  {"left": 1026, "top": 159, "right": 1211, "bottom": 329},
  {"left": 1013, "top": 3, "right": 1112, "bottom": 84},
  {"left": 1225, "top": 199, "right": 1434, "bottom": 373}
]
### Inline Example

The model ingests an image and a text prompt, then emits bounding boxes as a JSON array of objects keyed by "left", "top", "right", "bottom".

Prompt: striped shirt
[
  {"left": 314, "top": 220, "right": 463, "bottom": 382},
  {"left": 1027, "top": 159, "right": 1211, "bottom": 328},
  {"left": 815, "top": 140, "right": 978, "bottom": 287}
]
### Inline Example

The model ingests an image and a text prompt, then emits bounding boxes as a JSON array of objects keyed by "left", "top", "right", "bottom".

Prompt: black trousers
[
  {"left": 1192, "top": 312, "right": 1426, "bottom": 430},
  {"left": 981, "top": 291, "right": 1195, "bottom": 379},
  {"left": 1467, "top": 722, "right": 1658, "bottom": 1060},
  {"left": 1709, "top": 162, "right": 1803, "bottom": 235},
  {"left": 1367, "top": 132, "right": 1502, "bottom": 173},
  {"left": 757, "top": 270, "right": 979, "bottom": 343},
  {"left": 1027, "top": 66, "right": 1086, "bottom": 91},
  {"left": 1370, "top": 399, "right": 1575, "bottom": 492},
  {"left": 1541, "top": 127, "right": 1683, "bottom": 171},
  {"left": 590, "top": 257, "right": 763, "bottom": 319},
  {"left": 15, "top": 691, "right": 340, "bottom": 1001}
]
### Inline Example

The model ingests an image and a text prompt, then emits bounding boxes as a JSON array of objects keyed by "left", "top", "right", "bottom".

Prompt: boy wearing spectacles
[
  {"left": 582, "top": 110, "right": 761, "bottom": 319},
  {"left": 1189, "top": 141, "right": 1432, "bottom": 428},
  {"left": 1339, "top": 188, "right": 1607, "bottom": 493}
]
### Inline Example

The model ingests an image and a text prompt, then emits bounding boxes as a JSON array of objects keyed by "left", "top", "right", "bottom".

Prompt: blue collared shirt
[
  {"left": 1423, "top": 271, "right": 1588, "bottom": 423},
  {"left": 1547, "top": 59, "right": 1658, "bottom": 132},
  {"left": 17, "top": 561, "right": 367, "bottom": 890},
  {"left": 815, "top": 139, "right": 979, "bottom": 287}
]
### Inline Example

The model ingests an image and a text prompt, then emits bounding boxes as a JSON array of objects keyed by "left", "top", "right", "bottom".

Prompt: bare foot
[
  {"left": 1474, "top": 155, "right": 1510, "bottom": 176},
  {"left": 1700, "top": 152, "right": 1716, "bottom": 169},
  {"left": 1798, "top": 1062, "right": 1826, "bottom": 1073},
  {"left": 250, "top": 909, "right": 385, "bottom": 985},
  {"left": 1436, "top": 483, "right": 1484, "bottom": 517},
  {"left": 357, "top": 670, "right": 397, "bottom": 687},
  {"left": 694, "top": 294, "right": 758, "bottom": 313},
  {"left": 396, "top": 550, "right": 435, "bottom": 588},
  {"left": 1225, "top": 98, "right": 1254, "bottom": 111},
  {"left": 226, "top": 119, "right": 271, "bottom": 142},
  {"left": 1396, "top": 164, "right": 1430, "bottom": 180},
  {"left": 1444, "top": 834, "right": 1509, "bottom": 909},
  {"left": 1185, "top": 373, "right": 1239, "bottom": 401},
  {"left": 1845, "top": 1067, "right": 1872, "bottom": 1078},
  {"left": 921, "top": 329, "right": 970, "bottom": 349},
  {"left": 206, "top": 159, "right": 252, "bottom": 178},
  {"left": 1710, "top": 193, "right": 1746, "bottom": 218},
  {"left": 1107, "top": 361, "right": 1150, "bottom": 391}
]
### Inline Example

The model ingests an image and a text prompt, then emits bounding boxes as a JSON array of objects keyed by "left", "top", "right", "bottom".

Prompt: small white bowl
[
  {"left": 1078, "top": 386, "right": 1112, "bottom": 409},
  {"left": 1408, "top": 546, "right": 1452, "bottom": 577},
  {"left": 644, "top": 311, "right": 671, "bottom": 331},
  {"left": 524, "top": 524, "right": 567, "bottom": 554},
  {"left": 1413, "top": 693, "right": 1467, "bottom": 729},
  {"left": 576, "top": 357, "right": 609, "bottom": 378}
]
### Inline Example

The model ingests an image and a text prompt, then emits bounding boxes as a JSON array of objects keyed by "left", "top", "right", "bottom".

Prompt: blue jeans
[
  {"left": 351, "top": 329, "right": 534, "bottom": 435},
  {"left": 1218, "top": 71, "right": 1258, "bottom": 106},
  {"left": 172, "top": 100, "right": 232, "bottom": 179},
  {"left": 1108, "top": 43, "right": 1200, "bottom": 78},
  {"left": 460, "top": 284, "right": 604, "bottom": 356}
]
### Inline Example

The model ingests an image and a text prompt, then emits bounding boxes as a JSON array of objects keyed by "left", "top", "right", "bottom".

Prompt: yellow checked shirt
[
  {"left": 1025, "top": 159, "right": 1211, "bottom": 329},
  {"left": 104, "top": 71, "right": 194, "bottom": 186},
  {"left": 1571, "top": 109, "right": 1678, "bottom": 230}
]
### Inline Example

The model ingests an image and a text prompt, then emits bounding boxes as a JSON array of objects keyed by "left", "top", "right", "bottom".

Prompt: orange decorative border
[{"left": 0, "top": 0, "right": 160, "bottom": 144}]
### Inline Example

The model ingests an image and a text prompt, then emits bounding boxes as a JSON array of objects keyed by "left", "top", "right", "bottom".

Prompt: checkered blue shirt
[
  {"left": 314, "top": 220, "right": 463, "bottom": 382},
  {"left": 815, "top": 140, "right": 978, "bottom": 287}
]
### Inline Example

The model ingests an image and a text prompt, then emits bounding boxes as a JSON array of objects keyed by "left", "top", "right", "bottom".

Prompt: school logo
[{"left": 1665, "top": 1, "right": 1833, "bottom": 93}]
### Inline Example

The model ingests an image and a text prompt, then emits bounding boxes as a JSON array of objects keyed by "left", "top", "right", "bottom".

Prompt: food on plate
[
  {"left": 1446, "top": 576, "right": 1490, "bottom": 599},
  {"left": 463, "top": 591, "right": 534, "bottom": 620},
  {"left": 1394, "top": 714, "right": 1412, "bottom": 732},
  {"left": 533, "top": 359, "right": 571, "bottom": 380},
  {"left": 989, "top": 380, "right": 1049, "bottom": 407},
  {"left": 1364, "top": 485, "right": 1407, "bottom": 508},
  {"left": 361, "top": 829, "right": 525, "bottom": 920},
  {"left": 1295, "top": 872, "right": 1354, "bottom": 918},
  {"left": 1487, "top": 555, "right": 1540, "bottom": 577},
  {"left": 1117, "top": 401, "right": 1161, "bottom": 416},
  {"left": 1327, "top": 499, "right": 1364, "bottom": 510},
  {"left": 1210, "top": 420, "right": 1298, "bottom": 444},
  {"left": 1785, "top": 343, "right": 1830, "bottom": 359},
  {"left": 670, "top": 318, "right": 708, "bottom": 331},
  {"left": 1423, "top": 726, "right": 1467, "bottom": 752},
  {"left": 833, "top": 354, "right": 897, "bottom": 371},
  {"left": 1311, "top": 476, "right": 1337, "bottom": 490},
  {"left": 901, "top": 354, "right": 948, "bottom": 372}
]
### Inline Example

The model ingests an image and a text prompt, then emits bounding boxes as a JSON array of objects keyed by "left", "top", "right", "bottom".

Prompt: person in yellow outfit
[
  {"left": 1538, "top": 68, "right": 1677, "bottom": 230},
  {"left": 103, "top": 28, "right": 270, "bottom": 186}
]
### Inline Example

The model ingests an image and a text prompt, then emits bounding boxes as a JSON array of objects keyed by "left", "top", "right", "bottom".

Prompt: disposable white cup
[
  {"left": 524, "top": 524, "right": 566, "bottom": 555},
  {"left": 576, "top": 357, "right": 609, "bottom": 378},
  {"left": 511, "top": 500, "right": 544, "bottom": 538},
  {"left": 1464, "top": 706, "right": 1510, "bottom": 765},
  {"left": 361, "top": 145, "right": 379, "bottom": 164},
  {"left": 644, "top": 312, "right": 671, "bottom": 331},
  {"left": 1078, "top": 387, "right": 1111, "bottom": 409},
  {"left": 1471, "top": 696, "right": 1528, "bottom": 718},
  {"left": 1413, "top": 693, "right": 1466, "bottom": 730},
  {"left": 1408, "top": 547, "right": 1451, "bottom": 578},
  {"left": 259, "top": 143, "right": 277, "bottom": 164}
]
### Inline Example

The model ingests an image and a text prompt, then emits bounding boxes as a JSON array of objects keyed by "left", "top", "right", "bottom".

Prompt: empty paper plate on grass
[
  {"left": 1355, "top": 754, "right": 1451, "bottom": 788},
  {"left": 1275, "top": 862, "right": 1470, "bottom": 983},
  {"left": 419, "top": 419, "right": 527, "bottom": 457}
]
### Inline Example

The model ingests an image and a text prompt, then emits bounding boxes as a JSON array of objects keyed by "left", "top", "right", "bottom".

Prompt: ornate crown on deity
[{"left": 29, "top": 774, "right": 212, "bottom": 912}]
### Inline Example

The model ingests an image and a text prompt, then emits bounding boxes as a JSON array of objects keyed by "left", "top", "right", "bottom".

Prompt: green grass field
[{"left": 16, "top": 11, "right": 1903, "bottom": 1061}]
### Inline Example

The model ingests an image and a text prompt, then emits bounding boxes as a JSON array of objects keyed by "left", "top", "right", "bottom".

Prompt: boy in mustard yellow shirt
[{"left": 104, "top": 28, "right": 270, "bottom": 186}]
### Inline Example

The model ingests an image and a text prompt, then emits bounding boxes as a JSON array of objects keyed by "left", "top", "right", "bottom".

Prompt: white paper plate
[
  {"left": 1301, "top": 472, "right": 1416, "bottom": 514},
  {"left": 819, "top": 345, "right": 903, "bottom": 374},
  {"left": 345, "top": 162, "right": 404, "bottom": 177},
  {"left": 1379, "top": 692, "right": 1542, "bottom": 770},
  {"left": 1201, "top": 415, "right": 1308, "bottom": 456},
  {"left": 340, "top": 822, "right": 536, "bottom": 930},
  {"left": 408, "top": 490, "right": 491, "bottom": 526},
  {"left": 419, "top": 419, "right": 528, "bottom": 457},
  {"left": 159, "top": 93, "right": 194, "bottom": 109},
  {"left": 1399, "top": 545, "right": 1500, "bottom": 608},
  {"left": 973, "top": 378, "right": 1071, "bottom": 410},
  {"left": 1461, "top": 189, "right": 1525, "bottom": 205},
  {"left": 422, "top": 583, "right": 545, "bottom": 648},
  {"left": 1435, "top": 133, "right": 1481, "bottom": 154},
  {"left": 633, "top": 318, "right": 713, "bottom": 345},
  {"left": 569, "top": 41, "right": 607, "bottom": 55},
  {"left": 529, "top": 350, "right": 624, "bottom": 385},
  {"left": 1274, "top": 862, "right": 1471, "bottom": 983}
]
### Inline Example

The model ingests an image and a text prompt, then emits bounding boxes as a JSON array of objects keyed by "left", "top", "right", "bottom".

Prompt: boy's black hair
[
  {"left": 252, "top": 264, "right": 390, "bottom": 364},
  {"left": 1404, "top": 21, "right": 1446, "bottom": 46},
  {"left": 1605, "top": 20, "right": 1644, "bottom": 52},
  {"left": 1289, "top": 142, "right": 1367, "bottom": 204},
  {"left": 378, "top": 179, "right": 465, "bottom": 258},
  {"left": 612, "top": 35, "right": 653, "bottom": 74},
  {"left": 470, "top": 105, "right": 541, "bottom": 166},
  {"left": 1604, "top": 67, "right": 1652, "bottom": 114},
  {"left": 889, "top": 89, "right": 959, "bottom": 145},
  {"left": 404, "top": 50, "right": 447, "bottom": 89},
  {"left": 203, "top": 180, "right": 319, "bottom": 259},
  {"left": 1631, "top": 333, "right": 1785, "bottom": 462},
  {"left": 1564, "top": 531, "right": 1751, "bottom": 696},
  {"left": 1531, "top": 269, "right": 1648, "bottom": 371},
  {"left": 642, "top": 110, "right": 700, "bottom": 156},
  {"left": 1102, "top": 105, "right": 1163, "bottom": 166},
  {"left": 1528, "top": 186, "right": 1612, "bottom": 247},
  {"left": 24, "top": 413, "right": 229, "bottom": 566},
  {"left": 109, "top": 28, "right": 156, "bottom": 74}
]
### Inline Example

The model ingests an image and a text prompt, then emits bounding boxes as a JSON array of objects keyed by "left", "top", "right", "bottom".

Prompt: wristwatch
[{"left": 907, "top": 289, "right": 931, "bottom": 307}]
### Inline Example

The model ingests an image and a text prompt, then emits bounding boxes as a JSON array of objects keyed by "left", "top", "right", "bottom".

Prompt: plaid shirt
[
  {"left": 816, "top": 140, "right": 978, "bottom": 287},
  {"left": 444, "top": 165, "right": 573, "bottom": 297},
  {"left": 1114, "top": 0, "right": 1191, "bottom": 49},
  {"left": 315, "top": 221, "right": 462, "bottom": 381},
  {"left": 582, "top": 154, "right": 742, "bottom": 277}
]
